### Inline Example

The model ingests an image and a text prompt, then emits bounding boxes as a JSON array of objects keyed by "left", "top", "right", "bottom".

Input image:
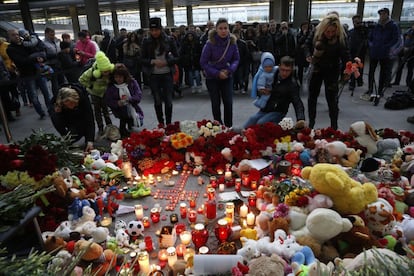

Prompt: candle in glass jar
[
  {"left": 197, "top": 204, "right": 204, "bottom": 214},
  {"left": 239, "top": 204, "right": 248, "bottom": 218},
  {"left": 291, "top": 164, "right": 302, "bottom": 176},
  {"left": 100, "top": 216, "right": 112, "bottom": 227},
  {"left": 225, "top": 202, "right": 235, "bottom": 224},
  {"left": 138, "top": 251, "right": 150, "bottom": 275},
  {"left": 180, "top": 230, "right": 192, "bottom": 246},
  {"left": 199, "top": 246, "right": 209, "bottom": 254},
  {"left": 189, "top": 197, "right": 196, "bottom": 208},
  {"left": 247, "top": 212, "right": 255, "bottom": 226},
  {"left": 134, "top": 204, "right": 144, "bottom": 220},
  {"left": 209, "top": 176, "right": 217, "bottom": 188},
  {"left": 248, "top": 192, "right": 257, "bottom": 207},
  {"left": 167, "top": 247, "right": 177, "bottom": 268},
  {"left": 180, "top": 203, "right": 187, "bottom": 219},
  {"left": 158, "top": 249, "right": 168, "bottom": 261},
  {"left": 150, "top": 207, "right": 160, "bottom": 223},
  {"left": 184, "top": 248, "right": 195, "bottom": 262},
  {"left": 188, "top": 209, "right": 197, "bottom": 224},
  {"left": 215, "top": 219, "right": 231, "bottom": 243},
  {"left": 224, "top": 170, "right": 232, "bottom": 181},
  {"left": 250, "top": 180, "right": 257, "bottom": 190},
  {"left": 235, "top": 178, "right": 241, "bottom": 192},
  {"left": 144, "top": 236, "right": 154, "bottom": 252},
  {"left": 242, "top": 173, "right": 250, "bottom": 187},
  {"left": 219, "top": 183, "right": 225, "bottom": 192},
  {"left": 142, "top": 216, "right": 150, "bottom": 228},
  {"left": 176, "top": 243, "right": 186, "bottom": 257}
]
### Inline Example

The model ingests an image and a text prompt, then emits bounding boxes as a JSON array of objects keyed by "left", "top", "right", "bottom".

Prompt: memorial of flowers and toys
[{"left": 1, "top": 118, "right": 414, "bottom": 275}]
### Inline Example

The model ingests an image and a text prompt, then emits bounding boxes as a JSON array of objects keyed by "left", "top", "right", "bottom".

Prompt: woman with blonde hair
[
  {"left": 304, "top": 13, "right": 351, "bottom": 130},
  {"left": 50, "top": 84, "right": 95, "bottom": 152}
]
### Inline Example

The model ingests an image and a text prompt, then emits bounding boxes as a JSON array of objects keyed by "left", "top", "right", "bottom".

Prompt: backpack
[
  {"left": 384, "top": 90, "right": 414, "bottom": 110},
  {"left": 80, "top": 58, "right": 96, "bottom": 75}
]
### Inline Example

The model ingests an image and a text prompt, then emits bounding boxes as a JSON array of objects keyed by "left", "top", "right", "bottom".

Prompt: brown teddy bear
[
  {"left": 74, "top": 240, "right": 116, "bottom": 276},
  {"left": 247, "top": 254, "right": 286, "bottom": 276},
  {"left": 44, "top": 235, "right": 67, "bottom": 253},
  {"left": 333, "top": 215, "right": 381, "bottom": 258}
]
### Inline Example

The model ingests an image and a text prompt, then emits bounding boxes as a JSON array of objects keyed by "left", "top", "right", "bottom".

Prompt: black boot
[
  {"left": 165, "top": 104, "right": 173, "bottom": 125},
  {"left": 154, "top": 104, "right": 164, "bottom": 125}
]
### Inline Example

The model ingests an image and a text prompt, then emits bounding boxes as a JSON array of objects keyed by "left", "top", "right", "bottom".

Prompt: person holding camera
[{"left": 74, "top": 31, "right": 96, "bottom": 66}]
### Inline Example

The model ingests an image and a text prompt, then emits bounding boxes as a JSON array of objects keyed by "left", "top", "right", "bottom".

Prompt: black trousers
[{"left": 308, "top": 67, "right": 340, "bottom": 130}]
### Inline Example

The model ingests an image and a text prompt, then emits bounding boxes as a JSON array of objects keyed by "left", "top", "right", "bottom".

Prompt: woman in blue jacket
[{"left": 200, "top": 18, "right": 240, "bottom": 128}]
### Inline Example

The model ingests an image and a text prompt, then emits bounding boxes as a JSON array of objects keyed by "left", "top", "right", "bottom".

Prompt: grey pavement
[{"left": 1, "top": 77, "right": 414, "bottom": 145}]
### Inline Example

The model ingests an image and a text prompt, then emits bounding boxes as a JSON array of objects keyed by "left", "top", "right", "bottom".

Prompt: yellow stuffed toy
[{"left": 301, "top": 163, "right": 378, "bottom": 215}]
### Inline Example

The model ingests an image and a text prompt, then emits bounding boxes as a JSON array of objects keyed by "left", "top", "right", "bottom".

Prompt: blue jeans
[
  {"left": 186, "top": 69, "right": 201, "bottom": 87},
  {"left": 24, "top": 76, "right": 51, "bottom": 116},
  {"left": 205, "top": 77, "right": 233, "bottom": 127},
  {"left": 243, "top": 110, "right": 285, "bottom": 129},
  {"left": 150, "top": 73, "right": 174, "bottom": 125}
]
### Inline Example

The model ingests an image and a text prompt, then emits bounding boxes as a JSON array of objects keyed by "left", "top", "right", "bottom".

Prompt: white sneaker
[{"left": 196, "top": 85, "right": 203, "bottom": 93}]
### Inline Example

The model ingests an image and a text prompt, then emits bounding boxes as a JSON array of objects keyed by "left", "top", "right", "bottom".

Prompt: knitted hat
[
  {"left": 262, "top": 58, "right": 274, "bottom": 67},
  {"left": 149, "top": 17, "right": 162, "bottom": 29},
  {"left": 360, "top": 157, "right": 380, "bottom": 172},
  {"left": 93, "top": 51, "right": 114, "bottom": 78}
]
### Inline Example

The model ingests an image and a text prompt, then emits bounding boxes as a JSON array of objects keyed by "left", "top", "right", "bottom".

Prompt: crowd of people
[{"left": 0, "top": 7, "right": 413, "bottom": 151}]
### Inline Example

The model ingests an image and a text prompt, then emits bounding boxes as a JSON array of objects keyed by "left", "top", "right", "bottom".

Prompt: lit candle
[
  {"left": 197, "top": 204, "right": 205, "bottom": 214},
  {"left": 239, "top": 204, "right": 248, "bottom": 218},
  {"left": 100, "top": 216, "right": 112, "bottom": 227},
  {"left": 180, "top": 203, "right": 187, "bottom": 219},
  {"left": 219, "top": 183, "right": 225, "bottom": 192},
  {"left": 134, "top": 204, "right": 144, "bottom": 220},
  {"left": 176, "top": 243, "right": 186, "bottom": 257},
  {"left": 180, "top": 231, "right": 192, "bottom": 246},
  {"left": 167, "top": 246, "right": 177, "bottom": 268},
  {"left": 189, "top": 197, "right": 196, "bottom": 208},
  {"left": 248, "top": 192, "right": 257, "bottom": 207},
  {"left": 138, "top": 251, "right": 150, "bottom": 275},
  {"left": 172, "top": 170, "right": 179, "bottom": 176},
  {"left": 291, "top": 164, "right": 302, "bottom": 176},
  {"left": 235, "top": 178, "right": 241, "bottom": 192},
  {"left": 225, "top": 202, "right": 235, "bottom": 225},
  {"left": 150, "top": 207, "right": 160, "bottom": 223},
  {"left": 225, "top": 170, "right": 232, "bottom": 181},
  {"left": 246, "top": 212, "right": 255, "bottom": 227},
  {"left": 209, "top": 176, "right": 217, "bottom": 188},
  {"left": 158, "top": 249, "right": 168, "bottom": 261},
  {"left": 250, "top": 180, "right": 257, "bottom": 190},
  {"left": 188, "top": 209, "right": 197, "bottom": 224},
  {"left": 142, "top": 216, "right": 150, "bottom": 228},
  {"left": 144, "top": 236, "right": 154, "bottom": 252}
]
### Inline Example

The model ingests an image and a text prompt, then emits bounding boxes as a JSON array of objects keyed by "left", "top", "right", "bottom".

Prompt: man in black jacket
[{"left": 243, "top": 56, "right": 305, "bottom": 129}]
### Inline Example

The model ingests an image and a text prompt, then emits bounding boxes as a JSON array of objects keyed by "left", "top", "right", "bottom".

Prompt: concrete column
[
  {"left": 139, "top": 0, "right": 150, "bottom": 29},
  {"left": 165, "top": 0, "right": 174, "bottom": 28},
  {"left": 270, "top": 0, "right": 290, "bottom": 22},
  {"left": 356, "top": 0, "right": 365, "bottom": 18},
  {"left": 391, "top": 0, "right": 404, "bottom": 22},
  {"left": 84, "top": 0, "right": 101, "bottom": 34},
  {"left": 69, "top": 6, "right": 80, "bottom": 39},
  {"left": 186, "top": 5, "right": 193, "bottom": 26},
  {"left": 18, "top": 0, "right": 34, "bottom": 33},
  {"left": 111, "top": 9, "right": 120, "bottom": 37},
  {"left": 293, "top": 0, "right": 309, "bottom": 27}
]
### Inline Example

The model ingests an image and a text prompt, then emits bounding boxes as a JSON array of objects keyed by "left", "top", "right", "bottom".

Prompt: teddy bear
[
  {"left": 90, "top": 226, "right": 110, "bottom": 245},
  {"left": 374, "top": 138, "right": 401, "bottom": 163},
  {"left": 237, "top": 237, "right": 260, "bottom": 261},
  {"left": 325, "top": 141, "right": 363, "bottom": 168},
  {"left": 332, "top": 215, "right": 381, "bottom": 258},
  {"left": 115, "top": 228, "right": 130, "bottom": 247},
  {"left": 74, "top": 240, "right": 116, "bottom": 276},
  {"left": 301, "top": 163, "right": 378, "bottom": 214},
  {"left": 291, "top": 208, "right": 353, "bottom": 244},
  {"left": 364, "top": 198, "right": 396, "bottom": 238},
  {"left": 349, "top": 121, "right": 379, "bottom": 156},
  {"left": 44, "top": 235, "right": 67, "bottom": 253},
  {"left": 47, "top": 249, "right": 73, "bottom": 273},
  {"left": 289, "top": 259, "right": 334, "bottom": 276},
  {"left": 246, "top": 254, "right": 286, "bottom": 276}
]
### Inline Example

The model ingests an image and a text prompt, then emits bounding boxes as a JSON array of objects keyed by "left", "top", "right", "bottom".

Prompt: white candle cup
[
  {"left": 246, "top": 212, "right": 255, "bottom": 227},
  {"left": 239, "top": 204, "right": 248, "bottom": 218},
  {"left": 134, "top": 204, "right": 144, "bottom": 220}
]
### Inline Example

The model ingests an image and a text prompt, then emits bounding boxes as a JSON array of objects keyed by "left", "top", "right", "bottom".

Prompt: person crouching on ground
[
  {"left": 50, "top": 84, "right": 95, "bottom": 152},
  {"left": 243, "top": 56, "right": 306, "bottom": 129}
]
